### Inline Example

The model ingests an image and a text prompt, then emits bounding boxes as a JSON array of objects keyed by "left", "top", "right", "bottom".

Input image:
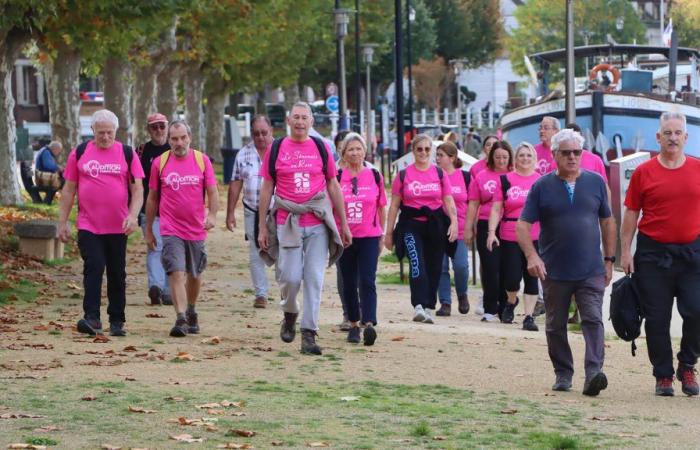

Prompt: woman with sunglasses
[
  {"left": 486, "top": 142, "right": 541, "bottom": 330},
  {"left": 435, "top": 142, "right": 470, "bottom": 316},
  {"left": 385, "top": 134, "right": 459, "bottom": 324},
  {"left": 465, "top": 140, "right": 513, "bottom": 323},
  {"left": 335, "top": 133, "right": 386, "bottom": 345}
]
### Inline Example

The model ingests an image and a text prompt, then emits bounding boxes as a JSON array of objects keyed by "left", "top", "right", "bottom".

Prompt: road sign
[
  {"left": 326, "top": 95, "right": 340, "bottom": 113},
  {"left": 325, "top": 83, "right": 338, "bottom": 97}
]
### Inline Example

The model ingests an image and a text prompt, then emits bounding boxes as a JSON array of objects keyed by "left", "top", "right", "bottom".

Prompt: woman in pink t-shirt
[
  {"left": 435, "top": 142, "right": 470, "bottom": 317},
  {"left": 469, "top": 134, "right": 499, "bottom": 179},
  {"left": 464, "top": 140, "right": 513, "bottom": 323},
  {"left": 335, "top": 133, "right": 386, "bottom": 346},
  {"left": 385, "top": 134, "right": 458, "bottom": 324},
  {"left": 487, "top": 142, "right": 541, "bottom": 331}
]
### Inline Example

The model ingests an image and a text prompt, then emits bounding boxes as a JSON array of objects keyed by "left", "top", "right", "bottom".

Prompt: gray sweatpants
[
  {"left": 277, "top": 224, "right": 329, "bottom": 331},
  {"left": 543, "top": 275, "right": 606, "bottom": 380},
  {"left": 244, "top": 208, "right": 270, "bottom": 298}
]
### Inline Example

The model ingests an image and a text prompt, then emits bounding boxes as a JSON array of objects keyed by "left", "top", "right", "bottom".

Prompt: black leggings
[
  {"left": 403, "top": 219, "right": 446, "bottom": 310},
  {"left": 500, "top": 240, "right": 539, "bottom": 295},
  {"left": 476, "top": 219, "right": 504, "bottom": 315}
]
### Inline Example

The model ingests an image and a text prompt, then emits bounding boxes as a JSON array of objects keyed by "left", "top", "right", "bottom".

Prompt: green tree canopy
[{"left": 671, "top": 0, "right": 700, "bottom": 49}]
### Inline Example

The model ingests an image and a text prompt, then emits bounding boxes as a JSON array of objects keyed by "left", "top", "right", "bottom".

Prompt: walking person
[
  {"left": 137, "top": 113, "right": 172, "bottom": 306},
  {"left": 464, "top": 140, "right": 512, "bottom": 323},
  {"left": 336, "top": 133, "right": 386, "bottom": 345},
  {"left": 435, "top": 141, "right": 470, "bottom": 316},
  {"left": 58, "top": 109, "right": 144, "bottom": 337},
  {"left": 385, "top": 134, "right": 459, "bottom": 324},
  {"left": 487, "top": 142, "right": 540, "bottom": 330},
  {"left": 226, "top": 116, "right": 274, "bottom": 309},
  {"left": 517, "top": 128, "right": 616, "bottom": 396},
  {"left": 258, "top": 102, "right": 352, "bottom": 356},
  {"left": 145, "top": 120, "right": 219, "bottom": 337},
  {"left": 621, "top": 112, "right": 700, "bottom": 397}
]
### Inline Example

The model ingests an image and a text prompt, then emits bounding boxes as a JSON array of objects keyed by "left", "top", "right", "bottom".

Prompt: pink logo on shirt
[
  {"left": 537, "top": 158, "right": 551, "bottom": 174},
  {"left": 83, "top": 160, "right": 121, "bottom": 178},
  {"left": 294, "top": 172, "right": 310, "bottom": 193},
  {"left": 483, "top": 179, "right": 497, "bottom": 194},
  {"left": 408, "top": 180, "right": 440, "bottom": 196},
  {"left": 347, "top": 201, "right": 363, "bottom": 223},
  {"left": 164, "top": 172, "right": 200, "bottom": 191},
  {"left": 451, "top": 185, "right": 463, "bottom": 195},
  {"left": 508, "top": 186, "right": 529, "bottom": 200}
]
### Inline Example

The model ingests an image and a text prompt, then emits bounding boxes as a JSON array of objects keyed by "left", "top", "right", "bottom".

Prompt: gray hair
[
  {"left": 339, "top": 132, "right": 367, "bottom": 156},
  {"left": 48, "top": 141, "right": 62, "bottom": 150},
  {"left": 169, "top": 120, "right": 192, "bottom": 136},
  {"left": 550, "top": 129, "right": 585, "bottom": 151},
  {"left": 659, "top": 112, "right": 687, "bottom": 132},
  {"left": 91, "top": 109, "right": 119, "bottom": 129},
  {"left": 291, "top": 101, "right": 313, "bottom": 115},
  {"left": 251, "top": 115, "right": 272, "bottom": 130},
  {"left": 541, "top": 116, "right": 560, "bottom": 130}
]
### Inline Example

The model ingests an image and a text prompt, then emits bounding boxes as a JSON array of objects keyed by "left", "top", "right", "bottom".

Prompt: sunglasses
[
  {"left": 414, "top": 147, "right": 431, "bottom": 153},
  {"left": 351, "top": 177, "right": 358, "bottom": 195},
  {"left": 253, "top": 130, "right": 269, "bottom": 137},
  {"left": 149, "top": 123, "right": 166, "bottom": 130},
  {"left": 558, "top": 149, "right": 582, "bottom": 157}
]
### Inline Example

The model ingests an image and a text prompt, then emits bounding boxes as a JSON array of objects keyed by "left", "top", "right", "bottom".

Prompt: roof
[{"left": 531, "top": 44, "right": 700, "bottom": 64}]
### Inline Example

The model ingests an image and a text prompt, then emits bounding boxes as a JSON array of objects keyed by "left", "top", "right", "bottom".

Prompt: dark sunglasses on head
[
  {"left": 351, "top": 177, "right": 358, "bottom": 195},
  {"left": 558, "top": 149, "right": 582, "bottom": 157},
  {"left": 149, "top": 123, "right": 166, "bottom": 130}
]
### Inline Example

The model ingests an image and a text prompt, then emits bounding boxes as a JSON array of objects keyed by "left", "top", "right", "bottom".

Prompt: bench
[{"left": 13, "top": 220, "right": 64, "bottom": 261}]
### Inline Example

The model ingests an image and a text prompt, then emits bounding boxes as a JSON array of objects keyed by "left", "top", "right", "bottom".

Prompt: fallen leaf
[
  {"left": 591, "top": 415, "right": 614, "bottom": 421},
  {"left": 93, "top": 335, "right": 110, "bottom": 343},
  {"left": 205, "top": 425, "right": 218, "bottom": 432},
  {"left": 0, "top": 413, "right": 44, "bottom": 419},
  {"left": 66, "top": 282, "right": 81, "bottom": 290},
  {"left": 124, "top": 376, "right": 136, "bottom": 381},
  {"left": 170, "top": 434, "right": 204, "bottom": 443},
  {"left": 306, "top": 442, "right": 330, "bottom": 448},
  {"left": 206, "top": 409, "right": 226, "bottom": 415},
  {"left": 82, "top": 395, "right": 97, "bottom": 401},
  {"left": 128, "top": 406, "right": 157, "bottom": 414},
  {"left": 145, "top": 313, "right": 166, "bottom": 318},
  {"left": 270, "top": 442, "right": 284, "bottom": 447},
  {"left": 229, "top": 429, "right": 256, "bottom": 437},
  {"left": 230, "top": 412, "right": 247, "bottom": 417},
  {"left": 34, "top": 425, "right": 59, "bottom": 432},
  {"left": 340, "top": 396, "right": 359, "bottom": 402},
  {"left": 173, "top": 352, "right": 194, "bottom": 361},
  {"left": 33, "top": 325, "right": 49, "bottom": 331},
  {"left": 123, "top": 345, "right": 138, "bottom": 352},
  {"left": 216, "top": 444, "right": 253, "bottom": 449},
  {"left": 7, "top": 445, "right": 47, "bottom": 449},
  {"left": 165, "top": 396, "right": 185, "bottom": 402},
  {"left": 101, "top": 445, "right": 122, "bottom": 450},
  {"left": 433, "top": 436, "right": 448, "bottom": 440},
  {"left": 203, "top": 336, "right": 221, "bottom": 345},
  {"left": 196, "top": 403, "right": 221, "bottom": 409},
  {"left": 500, "top": 408, "right": 518, "bottom": 415},
  {"left": 220, "top": 400, "right": 245, "bottom": 408},
  {"left": 390, "top": 336, "right": 405, "bottom": 342}
]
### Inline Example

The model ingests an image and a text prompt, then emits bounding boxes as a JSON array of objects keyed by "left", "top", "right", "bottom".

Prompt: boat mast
[{"left": 565, "top": 0, "right": 576, "bottom": 124}]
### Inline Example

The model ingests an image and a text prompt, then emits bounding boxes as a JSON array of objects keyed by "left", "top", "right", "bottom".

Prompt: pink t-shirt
[
  {"left": 391, "top": 164, "right": 452, "bottom": 222},
  {"left": 261, "top": 137, "right": 337, "bottom": 227},
  {"left": 337, "top": 167, "right": 387, "bottom": 238},
  {"left": 581, "top": 151, "right": 608, "bottom": 183},
  {"left": 446, "top": 169, "right": 469, "bottom": 239},
  {"left": 534, "top": 142, "right": 555, "bottom": 175},
  {"left": 64, "top": 141, "right": 145, "bottom": 234},
  {"left": 149, "top": 150, "right": 217, "bottom": 241},
  {"left": 469, "top": 159, "right": 487, "bottom": 178},
  {"left": 468, "top": 168, "right": 507, "bottom": 221},
  {"left": 493, "top": 171, "right": 540, "bottom": 242}
]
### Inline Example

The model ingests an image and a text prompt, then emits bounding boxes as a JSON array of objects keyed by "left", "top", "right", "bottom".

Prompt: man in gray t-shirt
[{"left": 517, "top": 129, "right": 616, "bottom": 397}]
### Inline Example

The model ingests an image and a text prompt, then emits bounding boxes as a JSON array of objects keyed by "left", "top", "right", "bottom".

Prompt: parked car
[{"left": 265, "top": 103, "right": 286, "bottom": 128}]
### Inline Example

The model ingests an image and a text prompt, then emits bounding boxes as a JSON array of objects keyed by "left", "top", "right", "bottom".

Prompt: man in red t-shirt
[{"left": 621, "top": 112, "right": 700, "bottom": 397}]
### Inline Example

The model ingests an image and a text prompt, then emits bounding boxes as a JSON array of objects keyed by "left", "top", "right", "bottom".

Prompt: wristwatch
[{"left": 604, "top": 256, "right": 616, "bottom": 263}]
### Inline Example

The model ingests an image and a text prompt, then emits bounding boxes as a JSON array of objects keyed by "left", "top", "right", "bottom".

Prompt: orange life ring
[{"left": 589, "top": 64, "right": 621, "bottom": 92}]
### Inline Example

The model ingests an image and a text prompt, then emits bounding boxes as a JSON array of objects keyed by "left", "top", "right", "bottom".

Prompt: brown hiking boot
[
  {"left": 253, "top": 296, "right": 267, "bottom": 309},
  {"left": 436, "top": 303, "right": 451, "bottom": 316},
  {"left": 300, "top": 328, "right": 322, "bottom": 355},
  {"left": 457, "top": 294, "right": 470, "bottom": 314},
  {"left": 280, "top": 312, "right": 298, "bottom": 343}
]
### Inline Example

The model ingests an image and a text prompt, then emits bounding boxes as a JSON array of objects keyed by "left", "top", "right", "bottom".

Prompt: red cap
[{"left": 147, "top": 113, "right": 168, "bottom": 125}]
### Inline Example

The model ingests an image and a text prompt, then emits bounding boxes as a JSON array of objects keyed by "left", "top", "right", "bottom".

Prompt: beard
[{"left": 173, "top": 146, "right": 188, "bottom": 157}]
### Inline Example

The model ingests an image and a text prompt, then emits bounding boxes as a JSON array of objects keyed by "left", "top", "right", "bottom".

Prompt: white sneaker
[
  {"left": 423, "top": 309, "right": 434, "bottom": 324},
  {"left": 413, "top": 305, "right": 427, "bottom": 322},
  {"left": 481, "top": 313, "right": 498, "bottom": 323},
  {"left": 475, "top": 299, "right": 485, "bottom": 316}
]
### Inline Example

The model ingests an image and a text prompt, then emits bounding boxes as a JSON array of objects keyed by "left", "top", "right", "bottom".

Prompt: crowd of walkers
[{"left": 56, "top": 106, "right": 700, "bottom": 398}]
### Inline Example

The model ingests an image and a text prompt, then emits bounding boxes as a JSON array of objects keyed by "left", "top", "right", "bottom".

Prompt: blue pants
[
  {"left": 338, "top": 237, "right": 380, "bottom": 325},
  {"left": 438, "top": 239, "right": 469, "bottom": 305},
  {"left": 140, "top": 215, "right": 170, "bottom": 296}
]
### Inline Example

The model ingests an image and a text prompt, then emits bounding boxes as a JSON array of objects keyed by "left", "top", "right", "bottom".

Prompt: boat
[{"left": 500, "top": 44, "right": 700, "bottom": 162}]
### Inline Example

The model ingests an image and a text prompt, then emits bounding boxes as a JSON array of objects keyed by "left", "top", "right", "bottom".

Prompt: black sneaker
[
  {"left": 522, "top": 315, "right": 539, "bottom": 331},
  {"left": 676, "top": 364, "right": 699, "bottom": 396},
  {"left": 109, "top": 322, "right": 126, "bottom": 337},
  {"left": 501, "top": 301, "right": 517, "bottom": 324},
  {"left": 300, "top": 328, "right": 322, "bottom": 355},
  {"left": 77, "top": 318, "right": 103, "bottom": 336},
  {"left": 186, "top": 311, "right": 200, "bottom": 334},
  {"left": 280, "top": 312, "right": 298, "bottom": 343},
  {"left": 169, "top": 319, "right": 188, "bottom": 337},
  {"left": 161, "top": 294, "right": 173, "bottom": 306},
  {"left": 552, "top": 375, "right": 572, "bottom": 391},
  {"left": 347, "top": 327, "right": 361, "bottom": 344},
  {"left": 363, "top": 326, "right": 377, "bottom": 346},
  {"left": 436, "top": 303, "right": 451, "bottom": 316},
  {"left": 148, "top": 286, "right": 162, "bottom": 305},
  {"left": 655, "top": 376, "right": 675, "bottom": 396},
  {"left": 582, "top": 372, "right": 608, "bottom": 396}
]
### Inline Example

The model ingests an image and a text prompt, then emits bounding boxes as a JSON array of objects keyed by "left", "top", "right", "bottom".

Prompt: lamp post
[
  {"left": 362, "top": 43, "right": 378, "bottom": 159},
  {"left": 406, "top": 2, "right": 416, "bottom": 132},
  {"left": 334, "top": 8, "right": 352, "bottom": 130},
  {"left": 450, "top": 59, "right": 465, "bottom": 138},
  {"left": 394, "top": 0, "right": 404, "bottom": 157}
]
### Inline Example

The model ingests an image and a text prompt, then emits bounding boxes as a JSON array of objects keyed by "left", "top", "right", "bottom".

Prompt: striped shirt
[{"left": 232, "top": 141, "right": 265, "bottom": 209}]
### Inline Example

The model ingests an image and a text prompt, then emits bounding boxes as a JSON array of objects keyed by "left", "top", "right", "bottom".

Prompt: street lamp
[
  {"left": 450, "top": 59, "right": 465, "bottom": 138},
  {"left": 334, "top": 8, "right": 352, "bottom": 130},
  {"left": 362, "top": 43, "right": 378, "bottom": 159},
  {"left": 406, "top": 2, "right": 416, "bottom": 132}
]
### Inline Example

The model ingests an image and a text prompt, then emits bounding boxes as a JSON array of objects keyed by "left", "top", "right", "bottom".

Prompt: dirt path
[{"left": 2, "top": 194, "right": 700, "bottom": 448}]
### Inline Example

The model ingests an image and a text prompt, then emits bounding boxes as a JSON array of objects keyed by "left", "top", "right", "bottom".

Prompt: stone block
[{"left": 14, "top": 220, "right": 60, "bottom": 260}]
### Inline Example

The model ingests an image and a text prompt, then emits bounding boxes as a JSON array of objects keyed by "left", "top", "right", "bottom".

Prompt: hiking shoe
[
  {"left": 552, "top": 376, "right": 572, "bottom": 391},
  {"left": 161, "top": 294, "right": 173, "bottom": 306},
  {"left": 347, "top": 327, "right": 361, "bottom": 344},
  {"left": 109, "top": 322, "right": 126, "bottom": 337},
  {"left": 148, "top": 286, "right": 162, "bottom": 305},
  {"left": 280, "top": 312, "right": 298, "bottom": 343},
  {"left": 300, "top": 329, "right": 322, "bottom": 355},
  {"left": 582, "top": 372, "right": 608, "bottom": 396},
  {"left": 77, "top": 318, "right": 103, "bottom": 336},
  {"left": 423, "top": 309, "right": 435, "bottom": 324},
  {"left": 253, "top": 296, "right": 267, "bottom": 309},
  {"left": 169, "top": 319, "right": 188, "bottom": 337},
  {"left": 474, "top": 300, "right": 485, "bottom": 316},
  {"left": 457, "top": 294, "right": 470, "bottom": 314},
  {"left": 413, "top": 305, "right": 427, "bottom": 322},
  {"left": 522, "top": 315, "right": 539, "bottom": 331},
  {"left": 676, "top": 364, "right": 700, "bottom": 396},
  {"left": 533, "top": 301, "right": 546, "bottom": 317},
  {"left": 339, "top": 319, "right": 352, "bottom": 331},
  {"left": 363, "top": 325, "right": 377, "bottom": 346},
  {"left": 186, "top": 311, "right": 199, "bottom": 334},
  {"left": 481, "top": 313, "right": 498, "bottom": 323},
  {"left": 436, "top": 303, "right": 451, "bottom": 317},
  {"left": 501, "top": 301, "right": 517, "bottom": 324},
  {"left": 655, "top": 377, "right": 674, "bottom": 396}
]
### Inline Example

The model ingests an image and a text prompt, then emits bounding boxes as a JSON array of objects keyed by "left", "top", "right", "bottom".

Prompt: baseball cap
[{"left": 147, "top": 113, "right": 168, "bottom": 125}]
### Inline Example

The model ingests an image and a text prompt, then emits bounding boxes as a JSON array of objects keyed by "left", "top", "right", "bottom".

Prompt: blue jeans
[
  {"left": 140, "top": 215, "right": 170, "bottom": 296},
  {"left": 438, "top": 239, "right": 469, "bottom": 305},
  {"left": 338, "top": 236, "right": 380, "bottom": 325}
]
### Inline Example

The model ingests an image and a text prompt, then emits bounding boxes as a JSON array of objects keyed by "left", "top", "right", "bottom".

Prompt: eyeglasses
[
  {"left": 558, "top": 149, "right": 582, "bottom": 157},
  {"left": 351, "top": 177, "right": 358, "bottom": 195},
  {"left": 252, "top": 130, "right": 269, "bottom": 137},
  {"left": 414, "top": 147, "right": 431, "bottom": 153},
  {"left": 149, "top": 123, "right": 166, "bottom": 131},
  {"left": 435, "top": 152, "right": 447, "bottom": 158},
  {"left": 539, "top": 126, "right": 554, "bottom": 131}
]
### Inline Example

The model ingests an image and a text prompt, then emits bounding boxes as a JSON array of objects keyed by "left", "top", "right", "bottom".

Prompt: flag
[{"left": 662, "top": 19, "right": 673, "bottom": 47}]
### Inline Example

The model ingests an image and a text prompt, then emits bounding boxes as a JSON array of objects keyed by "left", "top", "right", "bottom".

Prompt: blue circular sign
[{"left": 325, "top": 95, "right": 340, "bottom": 113}]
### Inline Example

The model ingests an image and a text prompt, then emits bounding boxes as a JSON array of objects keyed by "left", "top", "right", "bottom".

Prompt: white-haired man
[
  {"left": 621, "top": 112, "right": 700, "bottom": 397},
  {"left": 517, "top": 128, "right": 616, "bottom": 396},
  {"left": 58, "top": 109, "right": 145, "bottom": 337},
  {"left": 534, "top": 116, "right": 559, "bottom": 175}
]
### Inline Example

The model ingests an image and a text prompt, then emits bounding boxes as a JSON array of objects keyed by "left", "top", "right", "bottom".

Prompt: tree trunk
[
  {"left": 132, "top": 64, "right": 159, "bottom": 146},
  {"left": 204, "top": 76, "right": 227, "bottom": 162},
  {"left": 45, "top": 44, "right": 81, "bottom": 160},
  {"left": 283, "top": 83, "right": 300, "bottom": 111},
  {"left": 157, "top": 60, "right": 179, "bottom": 121},
  {"left": 0, "top": 31, "right": 27, "bottom": 205},
  {"left": 184, "top": 64, "right": 204, "bottom": 151},
  {"left": 103, "top": 57, "right": 132, "bottom": 145}
]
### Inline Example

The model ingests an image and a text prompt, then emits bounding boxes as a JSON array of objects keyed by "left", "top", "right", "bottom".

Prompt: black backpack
[
  {"left": 75, "top": 141, "right": 135, "bottom": 205},
  {"left": 500, "top": 173, "right": 511, "bottom": 200},
  {"left": 336, "top": 166, "right": 381, "bottom": 188},
  {"left": 268, "top": 136, "right": 328, "bottom": 183},
  {"left": 609, "top": 274, "right": 643, "bottom": 356}
]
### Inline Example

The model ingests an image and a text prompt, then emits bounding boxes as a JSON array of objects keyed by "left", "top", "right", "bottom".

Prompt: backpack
[
  {"left": 75, "top": 141, "right": 135, "bottom": 206},
  {"left": 336, "top": 166, "right": 381, "bottom": 188},
  {"left": 500, "top": 173, "right": 511, "bottom": 201},
  {"left": 268, "top": 136, "right": 328, "bottom": 183},
  {"left": 157, "top": 149, "right": 207, "bottom": 200},
  {"left": 461, "top": 169, "right": 471, "bottom": 191},
  {"left": 609, "top": 274, "right": 643, "bottom": 356}
]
